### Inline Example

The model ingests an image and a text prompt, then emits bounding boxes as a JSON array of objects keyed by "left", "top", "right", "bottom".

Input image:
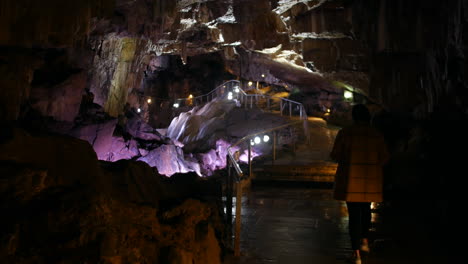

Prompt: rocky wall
[
  {"left": 1, "top": 0, "right": 356, "bottom": 123},
  {"left": 351, "top": 0, "right": 468, "bottom": 115},
  {"left": 0, "top": 0, "right": 179, "bottom": 122},
  {"left": 0, "top": 127, "right": 225, "bottom": 263}
]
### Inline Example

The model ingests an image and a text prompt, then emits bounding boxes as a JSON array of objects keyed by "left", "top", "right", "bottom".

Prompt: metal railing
[
  {"left": 225, "top": 118, "right": 309, "bottom": 256},
  {"left": 173, "top": 80, "right": 308, "bottom": 121},
  {"left": 172, "top": 79, "right": 310, "bottom": 257},
  {"left": 172, "top": 80, "right": 241, "bottom": 108}
]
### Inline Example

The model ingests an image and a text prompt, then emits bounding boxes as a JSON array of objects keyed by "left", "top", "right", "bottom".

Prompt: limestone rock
[
  {"left": 0, "top": 127, "right": 103, "bottom": 189},
  {"left": 138, "top": 144, "right": 201, "bottom": 176},
  {"left": 30, "top": 71, "right": 87, "bottom": 122},
  {"left": 69, "top": 118, "right": 118, "bottom": 160},
  {"left": 0, "top": 129, "right": 224, "bottom": 263}
]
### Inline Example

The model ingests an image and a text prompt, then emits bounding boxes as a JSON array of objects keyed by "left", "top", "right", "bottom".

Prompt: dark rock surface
[{"left": 0, "top": 127, "right": 225, "bottom": 263}]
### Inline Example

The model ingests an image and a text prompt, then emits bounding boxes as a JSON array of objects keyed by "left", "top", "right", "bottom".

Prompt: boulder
[
  {"left": 0, "top": 128, "right": 224, "bottom": 263},
  {"left": 69, "top": 118, "right": 118, "bottom": 160},
  {"left": 30, "top": 71, "right": 87, "bottom": 122},
  {"left": 0, "top": 127, "right": 105, "bottom": 190},
  {"left": 138, "top": 144, "right": 201, "bottom": 176},
  {"left": 125, "top": 115, "right": 163, "bottom": 141}
]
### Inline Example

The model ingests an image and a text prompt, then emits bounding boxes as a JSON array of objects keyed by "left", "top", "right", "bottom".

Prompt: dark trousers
[{"left": 346, "top": 202, "right": 371, "bottom": 250}]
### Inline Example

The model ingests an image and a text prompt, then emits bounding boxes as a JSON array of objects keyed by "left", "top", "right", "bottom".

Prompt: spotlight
[
  {"left": 344, "top": 91, "right": 353, "bottom": 99},
  {"left": 248, "top": 81, "right": 253, "bottom": 86},
  {"left": 228, "top": 92, "right": 233, "bottom": 100},
  {"left": 147, "top": 98, "right": 152, "bottom": 104},
  {"left": 263, "top": 135, "right": 270, "bottom": 142},
  {"left": 254, "top": 136, "right": 261, "bottom": 144},
  {"left": 188, "top": 94, "right": 193, "bottom": 98},
  {"left": 250, "top": 140, "right": 255, "bottom": 146},
  {"left": 261, "top": 74, "right": 265, "bottom": 78},
  {"left": 326, "top": 108, "right": 331, "bottom": 113},
  {"left": 173, "top": 103, "right": 180, "bottom": 108},
  {"left": 137, "top": 108, "right": 141, "bottom": 113},
  {"left": 234, "top": 86, "right": 240, "bottom": 93}
]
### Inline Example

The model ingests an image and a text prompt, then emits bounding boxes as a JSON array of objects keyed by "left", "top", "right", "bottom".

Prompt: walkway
[
  {"left": 175, "top": 80, "right": 453, "bottom": 263},
  {"left": 224, "top": 184, "right": 452, "bottom": 264},
  {"left": 252, "top": 117, "right": 339, "bottom": 183}
]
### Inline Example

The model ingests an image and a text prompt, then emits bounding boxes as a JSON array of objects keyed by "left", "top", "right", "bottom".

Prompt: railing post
[
  {"left": 267, "top": 98, "right": 270, "bottom": 111},
  {"left": 273, "top": 131, "right": 276, "bottom": 164},
  {"left": 250, "top": 96, "right": 253, "bottom": 109},
  {"left": 226, "top": 156, "right": 233, "bottom": 248},
  {"left": 248, "top": 141, "right": 252, "bottom": 177},
  {"left": 290, "top": 127, "right": 296, "bottom": 154},
  {"left": 289, "top": 102, "right": 292, "bottom": 117},
  {"left": 280, "top": 100, "right": 283, "bottom": 115},
  {"left": 234, "top": 180, "right": 242, "bottom": 257}
]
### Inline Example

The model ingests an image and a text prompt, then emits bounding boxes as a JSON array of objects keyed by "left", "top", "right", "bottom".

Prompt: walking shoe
[
  {"left": 360, "top": 243, "right": 370, "bottom": 253},
  {"left": 347, "top": 254, "right": 362, "bottom": 264},
  {"left": 360, "top": 238, "right": 370, "bottom": 253}
]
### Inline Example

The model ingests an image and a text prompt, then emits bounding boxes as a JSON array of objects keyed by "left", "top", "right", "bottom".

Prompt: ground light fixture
[
  {"left": 251, "top": 135, "right": 271, "bottom": 145},
  {"left": 344, "top": 91, "right": 353, "bottom": 99},
  {"left": 254, "top": 136, "right": 261, "bottom": 144}
]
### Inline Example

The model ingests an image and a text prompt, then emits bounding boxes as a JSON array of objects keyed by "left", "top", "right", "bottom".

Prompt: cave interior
[{"left": 1, "top": 0, "right": 466, "bottom": 263}]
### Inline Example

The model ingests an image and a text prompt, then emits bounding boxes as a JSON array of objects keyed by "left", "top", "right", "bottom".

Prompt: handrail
[
  {"left": 173, "top": 80, "right": 241, "bottom": 107},
  {"left": 226, "top": 119, "right": 305, "bottom": 180},
  {"left": 172, "top": 80, "right": 308, "bottom": 122},
  {"left": 168, "top": 79, "right": 310, "bottom": 176},
  {"left": 169, "top": 79, "right": 310, "bottom": 257}
]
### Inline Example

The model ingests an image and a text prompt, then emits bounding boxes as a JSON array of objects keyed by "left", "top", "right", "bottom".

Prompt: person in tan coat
[{"left": 330, "top": 104, "right": 389, "bottom": 264}]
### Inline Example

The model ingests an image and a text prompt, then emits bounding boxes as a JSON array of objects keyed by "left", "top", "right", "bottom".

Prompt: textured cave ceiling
[{"left": 0, "top": 0, "right": 467, "bottom": 125}]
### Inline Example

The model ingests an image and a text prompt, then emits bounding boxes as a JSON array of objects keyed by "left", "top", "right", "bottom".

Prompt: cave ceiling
[
  {"left": 150, "top": 0, "right": 359, "bottom": 93},
  {"left": 2, "top": 0, "right": 465, "bottom": 122}
]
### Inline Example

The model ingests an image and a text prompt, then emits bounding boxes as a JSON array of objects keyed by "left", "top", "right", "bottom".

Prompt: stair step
[{"left": 253, "top": 163, "right": 337, "bottom": 182}]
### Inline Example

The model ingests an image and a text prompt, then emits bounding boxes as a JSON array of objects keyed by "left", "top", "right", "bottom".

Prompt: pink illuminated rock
[
  {"left": 138, "top": 144, "right": 201, "bottom": 176},
  {"left": 69, "top": 118, "right": 118, "bottom": 160},
  {"left": 102, "top": 137, "right": 140, "bottom": 162},
  {"left": 125, "top": 115, "right": 163, "bottom": 141}
]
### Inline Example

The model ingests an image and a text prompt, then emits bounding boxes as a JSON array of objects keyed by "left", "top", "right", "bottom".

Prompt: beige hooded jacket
[{"left": 330, "top": 123, "right": 389, "bottom": 202}]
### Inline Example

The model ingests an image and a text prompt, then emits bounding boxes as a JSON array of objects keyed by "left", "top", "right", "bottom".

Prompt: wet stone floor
[{"left": 223, "top": 184, "right": 451, "bottom": 264}]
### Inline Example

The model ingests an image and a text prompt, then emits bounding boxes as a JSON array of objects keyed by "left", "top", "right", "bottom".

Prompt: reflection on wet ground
[{"left": 224, "top": 185, "right": 452, "bottom": 264}]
